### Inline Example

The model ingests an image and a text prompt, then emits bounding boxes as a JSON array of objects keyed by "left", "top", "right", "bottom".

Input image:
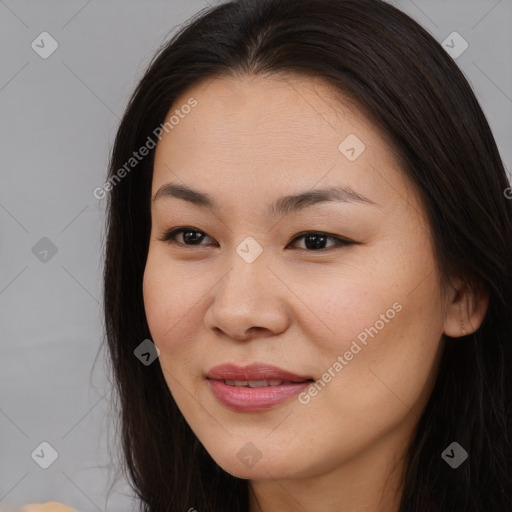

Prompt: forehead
[
  {"left": 158, "top": 73, "right": 375, "bottom": 153},
  {"left": 151, "top": 73, "right": 416, "bottom": 217}
]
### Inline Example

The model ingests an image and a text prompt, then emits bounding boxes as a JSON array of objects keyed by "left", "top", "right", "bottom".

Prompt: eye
[
  {"left": 287, "top": 231, "right": 354, "bottom": 251},
  {"left": 159, "top": 227, "right": 355, "bottom": 252},
  {"left": 158, "top": 227, "right": 216, "bottom": 247}
]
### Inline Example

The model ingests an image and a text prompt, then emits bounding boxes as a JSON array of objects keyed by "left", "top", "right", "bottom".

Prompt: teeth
[
  {"left": 223, "top": 379, "right": 297, "bottom": 387},
  {"left": 248, "top": 380, "right": 268, "bottom": 387}
]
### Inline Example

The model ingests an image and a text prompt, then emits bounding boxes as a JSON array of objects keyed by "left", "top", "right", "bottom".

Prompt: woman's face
[{"left": 143, "top": 74, "right": 450, "bottom": 482}]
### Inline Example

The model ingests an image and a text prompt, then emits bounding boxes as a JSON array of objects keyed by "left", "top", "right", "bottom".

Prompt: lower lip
[{"left": 207, "top": 379, "right": 312, "bottom": 412}]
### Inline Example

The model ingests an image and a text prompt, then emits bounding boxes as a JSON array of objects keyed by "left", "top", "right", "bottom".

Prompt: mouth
[
  {"left": 219, "top": 378, "right": 313, "bottom": 387},
  {"left": 205, "top": 363, "right": 314, "bottom": 412},
  {"left": 205, "top": 362, "right": 313, "bottom": 382}
]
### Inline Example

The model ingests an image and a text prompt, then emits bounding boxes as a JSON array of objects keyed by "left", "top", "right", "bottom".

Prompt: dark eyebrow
[{"left": 152, "top": 182, "right": 378, "bottom": 216}]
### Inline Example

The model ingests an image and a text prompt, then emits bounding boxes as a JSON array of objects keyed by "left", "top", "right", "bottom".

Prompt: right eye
[{"left": 158, "top": 227, "right": 216, "bottom": 247}]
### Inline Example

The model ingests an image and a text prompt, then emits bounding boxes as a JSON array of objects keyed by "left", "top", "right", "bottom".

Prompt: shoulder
[{"left": 19, "top": 503, "right": 78, "bottom": 512}]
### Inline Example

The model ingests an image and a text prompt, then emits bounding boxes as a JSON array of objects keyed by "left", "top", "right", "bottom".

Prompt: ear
[{"left": 443, "top": 278, "right": 489, "bottom": 338}]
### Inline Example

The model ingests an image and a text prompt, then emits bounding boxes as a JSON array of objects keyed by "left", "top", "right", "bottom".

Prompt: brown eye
[
  {"left": 159, "top": 227, "right": 215, "bottom": 246},
  {"left": 287, "top": 231, "right": 353, "bottom": 251}
]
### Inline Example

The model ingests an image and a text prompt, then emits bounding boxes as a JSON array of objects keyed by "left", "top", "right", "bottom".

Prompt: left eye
[
  {"left": 288, "top": 231, "right": 353, "bottom": 251},
  {"left": 158, "top": 227, "right": 354, "bottom": 252}
]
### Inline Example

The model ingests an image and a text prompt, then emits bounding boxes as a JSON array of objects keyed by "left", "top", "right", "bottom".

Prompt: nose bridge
[
  {"left": 221, "top": 237, "right": 270, "bottom": 301},
  {"left": 206, "top": 239, "right": 289, "bottom": 339}
]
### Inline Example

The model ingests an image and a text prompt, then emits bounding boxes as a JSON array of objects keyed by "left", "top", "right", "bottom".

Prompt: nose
[{"left": 204, "top": 250, "right": 290, "bottom": 341}]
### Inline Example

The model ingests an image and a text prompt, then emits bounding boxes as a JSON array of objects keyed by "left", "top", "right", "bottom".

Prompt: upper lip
[{"left": 206, "top": 363, "right": 313, "bottom": 382}]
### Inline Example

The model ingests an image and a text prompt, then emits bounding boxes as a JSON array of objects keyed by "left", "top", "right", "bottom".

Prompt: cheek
[
  {"left": 294, "top": 238, "right": 446, "bottom": 410},
  {"left": 314, "top": 276, "right": 445, "bottom": 423},
  {"left": 142, "top": 255, "right": 204, "bottom": 397},
  {"left": 143, "top": 259, "right": 170, "bottom": 340},
  {"left": 284, "top": 252, "right": 406, "bottom": 361},
  {"left": 142, "top": 251, "right": 200, "bottom": 348}
]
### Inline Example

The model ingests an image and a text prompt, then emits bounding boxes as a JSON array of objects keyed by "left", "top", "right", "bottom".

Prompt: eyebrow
[{"left": 152, "top": 182, "right": 378, "bottom": 217}]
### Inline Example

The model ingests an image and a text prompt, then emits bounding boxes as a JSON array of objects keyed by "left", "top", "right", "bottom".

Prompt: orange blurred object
[{"left": 1, "top": 503, "right": 78, "bottom": 512}]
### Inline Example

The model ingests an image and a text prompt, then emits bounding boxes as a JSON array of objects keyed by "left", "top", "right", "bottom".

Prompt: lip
[
  {"left": 205, "top": 363, "right": 313, "bottom": 412},
  {"left": 205, "top": 362, "right": 312, "bottom": 382}
]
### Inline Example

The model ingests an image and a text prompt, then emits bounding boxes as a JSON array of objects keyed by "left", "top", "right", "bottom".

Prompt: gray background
[{"left": 1, "top": 1, "right": 511, "bottom": 511}]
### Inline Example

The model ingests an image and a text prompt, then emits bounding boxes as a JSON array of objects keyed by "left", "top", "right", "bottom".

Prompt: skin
[{"left": 142, "top": 73, "right": 488, "bottom": 512}]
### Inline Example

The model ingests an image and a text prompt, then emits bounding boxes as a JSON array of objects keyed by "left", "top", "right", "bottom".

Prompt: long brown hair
[{"left": 100, "top": 0, "right": 512, "bottom": 510}]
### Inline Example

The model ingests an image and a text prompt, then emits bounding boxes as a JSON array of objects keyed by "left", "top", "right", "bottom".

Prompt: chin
[{"left": 207, "top": 447, "right": 303, "bottom": 480}]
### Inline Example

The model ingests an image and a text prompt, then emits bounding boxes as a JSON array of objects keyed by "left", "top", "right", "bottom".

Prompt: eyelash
[{"left": 158, "top": 226, "right": 355, "bottom": 252}]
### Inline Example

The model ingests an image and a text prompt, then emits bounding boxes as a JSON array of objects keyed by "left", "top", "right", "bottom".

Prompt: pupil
[
  {"left": 184, "top": 231, "right": 203, "bottom": 244},
  {"left": 305, "top": 234, "right": 326, "bottom": 250}
]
